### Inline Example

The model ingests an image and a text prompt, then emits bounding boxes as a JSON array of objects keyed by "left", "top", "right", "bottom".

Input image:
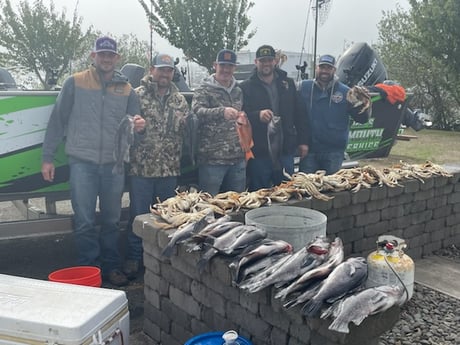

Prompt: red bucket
[{"left": 48, "top": 266, "right": 102, "bottom": 287}]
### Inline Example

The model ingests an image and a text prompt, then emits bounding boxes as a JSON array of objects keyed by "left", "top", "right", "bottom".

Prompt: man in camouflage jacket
[
  {"left": 192, "top": 49, "right": 246, "bottom": 195},
  {"left": 124, "top": 54, "right": 189, "bottom": 279}
]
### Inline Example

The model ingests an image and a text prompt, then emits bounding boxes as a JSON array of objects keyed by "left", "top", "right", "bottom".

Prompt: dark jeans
[
  {"left": 247, "top": 155, "right": 294, "bottom": 191},
  {"left": 69, "top": 160, "right": 124, "bottom": 275},
  {"left": 127, "top": 175, "right": 177, "bottom": 261},
  {"left": 198, "top": 160, "right": 246, "bottom": 195},
  {"left": 299, "top": 151, "right": 344, "bottom": 175}
]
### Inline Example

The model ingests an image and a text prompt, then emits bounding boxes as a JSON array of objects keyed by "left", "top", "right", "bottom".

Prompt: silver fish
[
  {"left": 186, "top": 221, "right": 242, "bottom": 252},
  {"left": 302, "top": 257, "right": 368, "bottom": 318},
  {"left": 240, "top": 236, "right": 331, "bottom": 293},
  {"left": 322, "top": 285, "right": 405, "bottom": 333},
  {"left": 275, "top": 237, "right": 344, "bottom": 301},
  {"left": 267, "top": 115, "right": 283, "bottom": 170},
  {"left": 234, "top": 252, "right": 291, "bottom": 286},
  {"left": 161, "top": 213, "right": 213, "bottom": 257},
  {"left": 231, "top": 240, "right": 293, "bottom": 285},
  {"left": 196, "top": 225, "right": 266, "bottom": 272},
  {"left": 112, "top": 115, "right": 134, "bottom": 175}
]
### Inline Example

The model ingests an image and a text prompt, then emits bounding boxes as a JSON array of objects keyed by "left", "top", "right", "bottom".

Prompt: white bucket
[{"left": 245, "top": 206, "right": 327, "bottom": 251}]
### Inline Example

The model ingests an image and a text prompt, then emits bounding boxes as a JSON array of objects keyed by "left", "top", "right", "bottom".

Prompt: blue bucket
[{"left": 184, "top": 331, "right": 252, "bottom": 345}]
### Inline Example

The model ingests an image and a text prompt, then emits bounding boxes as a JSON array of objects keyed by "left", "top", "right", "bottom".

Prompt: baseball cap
[
  {"left": 216, "top": 49, "right": 237, "bottom": 65},
  {"left": 93, "top": 36, "right": 118, "bottom": 54},
  {"left": 318, "top": 54, "right": 336, "bottom": 67},
  {"left": 256, "top": 45, "right": 276, "bottom": 59},
  {"left": 151, "top": 54, "right": 175, "bottom": 68}
]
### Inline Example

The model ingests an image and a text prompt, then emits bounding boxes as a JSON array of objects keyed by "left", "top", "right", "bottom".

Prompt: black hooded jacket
[{"left": 240, "top": 68, "right": 309, "bottom": 159}]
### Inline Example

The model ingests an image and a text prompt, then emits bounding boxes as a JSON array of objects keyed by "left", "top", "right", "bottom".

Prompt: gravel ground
[{"left": 379, "top": 245, "right": 460, "bottom": 345}]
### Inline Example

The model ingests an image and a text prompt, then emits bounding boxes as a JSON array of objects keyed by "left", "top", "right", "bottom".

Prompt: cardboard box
[{"left": 0, "top": 274, "right": 129, "bottom": 345}]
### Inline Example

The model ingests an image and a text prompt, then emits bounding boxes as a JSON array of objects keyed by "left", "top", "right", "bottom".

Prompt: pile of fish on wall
[{"left": 161, "top": 214, "right": 411, "bottom": 334}]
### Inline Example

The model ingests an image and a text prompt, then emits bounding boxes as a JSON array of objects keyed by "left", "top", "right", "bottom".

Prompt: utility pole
[{"left": 313, "top": 0, "right": 320, "bottom": 77}]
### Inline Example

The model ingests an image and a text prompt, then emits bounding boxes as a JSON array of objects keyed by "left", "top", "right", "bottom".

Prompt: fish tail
[
  {"left": 161, "top": 244, "right": 175, "bottom": 258},
  {"left": 302, "top": 298, "right": 323, "bottom": 318},
  {"left": 196, "top": 248, "right": 217, "bottom": 273},
  {"left": 328, "top": 319, "right": 350, "bottom": 334},
  {"left": 283, "top": 298, "right": 299, "bottom": 309},
  {"left": 274, "top": 289, "right": 287, "bottom": 300}
]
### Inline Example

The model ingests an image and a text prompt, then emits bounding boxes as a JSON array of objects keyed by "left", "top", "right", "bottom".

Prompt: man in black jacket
[{"left": 240, "top": 45, "right": 309, "bottom": 191}]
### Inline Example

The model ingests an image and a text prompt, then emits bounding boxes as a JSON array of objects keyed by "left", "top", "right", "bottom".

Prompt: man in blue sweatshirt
[{"left": 298, "top": 54, "right": 370, "bottom": 175}]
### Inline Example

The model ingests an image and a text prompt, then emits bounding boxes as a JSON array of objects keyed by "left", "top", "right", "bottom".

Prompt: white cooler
[{"left": 0, "top": 274, "right": 129, "bottom": 345}]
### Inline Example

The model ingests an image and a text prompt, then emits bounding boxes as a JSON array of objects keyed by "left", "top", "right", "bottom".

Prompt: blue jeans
[
  {"left": 299, "top": 151, "right": 344, "bottom": 175},
  {"left": 69, "top": 160, "right": 125, "bottom": 275},
  {"left": 199, "top": 160, "right": 246, "bottom": 195},
  {"left": 247, "top": 155, "right": 294, "bottom": 191},
  {"left": 127, "top": 175, "right": 177, "bottom": 261}
]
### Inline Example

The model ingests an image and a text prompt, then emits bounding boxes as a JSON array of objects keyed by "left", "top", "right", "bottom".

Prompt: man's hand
[
  {"left": 41, "top": 162, "right": 55, "bottom": 182},
  {"left": 298, "top": 144, "right": 309, "bottom": 159},
  {"left": 259, "top": 109, "right": 273, "bottom": 123},
  {"left": 224, "top": 107, "right": 239, "bottom": 121},
  {"left": 132, "top": 115, "right": 146, "bottom": 133}
]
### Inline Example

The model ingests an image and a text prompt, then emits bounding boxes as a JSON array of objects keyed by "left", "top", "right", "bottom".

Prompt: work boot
[
  {"left": 107, "top": 269, "right": 129, "bottom": 286},
  {"left": 122, "top": 259, "right": 141, "bottom": 280}
]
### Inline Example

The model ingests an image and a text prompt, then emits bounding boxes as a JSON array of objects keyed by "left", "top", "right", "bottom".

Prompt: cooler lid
[{"left": 0, "top": 274, "right": 128, "bottom": 343}]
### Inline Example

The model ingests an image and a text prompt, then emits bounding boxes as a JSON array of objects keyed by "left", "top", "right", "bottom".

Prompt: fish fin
[
  {"left": 161, "top": 244, "right": 175, "bottom": 257},
  {"left": 302, "top": 298, "right": 323, "bottom": 318},
  {"left": 196, "top": 248, "right": 218, "bottom": 273},
  {"left": 328, "top": 319, "right": 350, "bottom": 334}
]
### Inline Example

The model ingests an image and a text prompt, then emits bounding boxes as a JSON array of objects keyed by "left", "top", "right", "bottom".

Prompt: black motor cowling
[{"left": 336, "top": 42, "right": 387, "bottom": 87}]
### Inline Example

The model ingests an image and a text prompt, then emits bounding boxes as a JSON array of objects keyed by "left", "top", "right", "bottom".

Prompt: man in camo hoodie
[
  {"left": 124, "top": 53, "right": 189, "bottom": 279},
  {"left": 192, "top": 49, "right": 246, "bottom": 195}
]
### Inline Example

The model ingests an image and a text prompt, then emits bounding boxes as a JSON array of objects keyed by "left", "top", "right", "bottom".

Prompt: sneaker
[
  {"left": 107, "top": 269, "right": 129, "bottom": 287},
  {"left": 123, "top": 259, "right": 141, "bottom": 280}
]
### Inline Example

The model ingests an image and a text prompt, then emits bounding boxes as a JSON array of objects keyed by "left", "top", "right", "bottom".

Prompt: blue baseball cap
[
  {"left": 318, "top": 54, "right": 336, "bottom": 67},
  {"left": 94, "top": 36, "right": 117, "bottom": 54}
]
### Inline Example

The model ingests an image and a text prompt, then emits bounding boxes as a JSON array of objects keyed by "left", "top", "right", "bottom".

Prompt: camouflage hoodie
[
  {"left": 192, "top": 75, "right": 244, "bottom": 165},
  {"left": 128, "top": 74, "right": 189, "bottom": 177}
]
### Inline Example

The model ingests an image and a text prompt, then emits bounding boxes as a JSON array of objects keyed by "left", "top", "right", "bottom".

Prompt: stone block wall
[{"left": 134, "top": 168, "right": 460, "bottom": 345}]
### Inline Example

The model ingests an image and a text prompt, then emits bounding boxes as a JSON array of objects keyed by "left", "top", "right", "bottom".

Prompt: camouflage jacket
[
  {"left": 191, "top": 75, "right": 244, "bottom": 165},
  {"left": 128, "top": 75, "right": 189, "bottom": 177}
]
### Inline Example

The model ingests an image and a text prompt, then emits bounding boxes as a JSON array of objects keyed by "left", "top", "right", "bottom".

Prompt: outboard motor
[
  {"left": 120, "top": 62, "right": 192, "bottom": 92},
  {"left": 0, "top": 67, "right": 18, "bottom": 90},
  {"left": 120, "top": 63, "right": 146, "bottom": 88},
  {"left": 336, "top": 42, "right": 387, "bottom": 87}
]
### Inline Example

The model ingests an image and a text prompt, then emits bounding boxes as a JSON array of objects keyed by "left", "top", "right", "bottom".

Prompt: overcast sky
[{"left": 24, "top": 0, "right": 409, "bottom": 59}]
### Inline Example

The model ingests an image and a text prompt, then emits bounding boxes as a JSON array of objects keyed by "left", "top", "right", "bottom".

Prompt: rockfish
[
  {"left": 321, "top": 285, "right": 405, "bottom": 333},
  {"left": 302, "top": 257, "right": 368, "bottom": 318}
]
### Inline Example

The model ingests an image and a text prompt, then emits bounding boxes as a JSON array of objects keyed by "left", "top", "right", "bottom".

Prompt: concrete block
[
  {"left": 389, "top": 193, "right": 414, "bottom": 206},
  {"left": 332, "top": 191, "right": 351, "bottom": 209},
  {"left": 426, "top": 195, "right": 448, "bottom": 209},
  {"left": 403, "top": 179, "right": 420, "bottom": 193},
  {"left": 381, "top": 205, "right": 405, "bottom": 220},
  {"left": 144, "top": 302, "right": 170, "bottom": 333},
  {"left": 366, "top": 198, "right": 390, "bottom": 212},
  {"left": 433, "top": 205, "right": 453, "bottom": 219},
  {"left": 351, "top": 188, "right": 371, "bottom": 204},
  {"left": 387, "top": 185, "right": 404, "bottom": 197},
  {"left": 364, "top": 220, "right": 390, "bottom": 238},
  {"left": 143, "top": 317, "right": 161, "bottom": 343},
  {"left": 337, "top": 204, "right": 365, "bottom": 217},
  {"left": 355, "top": 210, "right": 381, "bottom": 227},
  {"left": 410, "top": 210, "right": 433, "bottom": 225},
  {"left": 259, "top": 303, "right": 290, "bottom": 330},
  {"left": 419, "top": 177, "right": 434, "bottom": 190},
  {"left": 191, "top": 280, "right": 226, "bottom": 316},
  {"left": 170, "top": 285, "right": 201, "bottom": 319},
  {"left": 171, "top": 321, "right": 194, "bottom": 344},
  {"left": 270, "top": 327, "right": 289, "bottom": 345},
  {"left": 370, "top": 185, "right": 388, "bottom": 200},
  {"left": 413, "top": 188, "right": 434, "bottom": 201},
  {"left": 327, "top": 216, "right": 355, "bottom": 233},
  {"left": 161, "top": 262, "right": 192, "bottom": 294},
  {"left": 162, "top": 294, "right": 193, "bottom": 330}
]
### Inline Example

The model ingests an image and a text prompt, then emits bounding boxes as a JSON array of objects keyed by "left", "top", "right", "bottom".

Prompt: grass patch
[{"left": 359, "top": 128, "right": 460, "bottom": 169}]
